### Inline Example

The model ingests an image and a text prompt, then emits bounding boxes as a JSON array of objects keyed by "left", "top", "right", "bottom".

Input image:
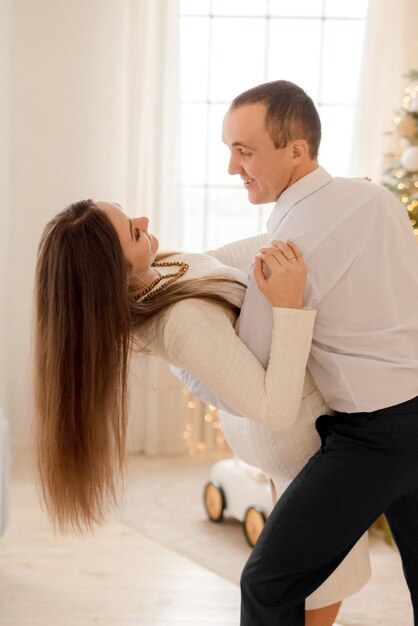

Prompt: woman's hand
[{"left": 253, "top": 240, "right": 307, "bottom": 308}]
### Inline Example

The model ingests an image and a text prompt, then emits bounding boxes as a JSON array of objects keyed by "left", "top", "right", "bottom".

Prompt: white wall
[{"left": 4, "top": 0, "right": 133, "bottom": 444}]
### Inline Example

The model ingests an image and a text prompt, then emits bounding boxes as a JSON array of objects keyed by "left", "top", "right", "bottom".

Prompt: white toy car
[{"left": 203, "top": 457, "right": 273, "bottom": 547}]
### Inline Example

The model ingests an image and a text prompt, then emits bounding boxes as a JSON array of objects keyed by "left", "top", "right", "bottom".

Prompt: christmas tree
[{"left": 382, "top": 70, "right": 418, "bottom": 233}]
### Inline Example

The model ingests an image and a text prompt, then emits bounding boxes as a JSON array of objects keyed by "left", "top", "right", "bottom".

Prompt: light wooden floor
[{"left": 0, "top": 450, "right": 240, "bottom": 626}]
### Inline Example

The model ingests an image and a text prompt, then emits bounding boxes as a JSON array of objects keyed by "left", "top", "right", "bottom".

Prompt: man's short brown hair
[{"left": 231, "top": 80, "right": 321, "bottom": 159}]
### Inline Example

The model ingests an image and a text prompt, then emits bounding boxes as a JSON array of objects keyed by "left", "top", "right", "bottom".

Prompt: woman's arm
[
  {"left": 206, "top": 233, "right": 268, "bottom": 274},
  {"left": 162, "top": 300, "right": 315, "bottom": 431},
  {"left": 163, "top": 241, "right": 313, "bottom": 431}
]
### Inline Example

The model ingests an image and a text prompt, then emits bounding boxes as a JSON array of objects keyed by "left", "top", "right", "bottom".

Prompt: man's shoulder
[
  {"left": 316, "top": 176, "right": 395, "bottom": 215},
  {"left": 329, "top": 175, "right": 384, "bottom": 198}
]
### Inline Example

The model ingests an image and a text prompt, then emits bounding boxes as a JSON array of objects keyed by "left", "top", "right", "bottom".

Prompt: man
[{"left": 176, "top": 80, "right": 418, "bottom": 625}]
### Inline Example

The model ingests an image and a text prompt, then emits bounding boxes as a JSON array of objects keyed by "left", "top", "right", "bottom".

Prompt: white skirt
[{"left": 303, "top": 531, "right": 370, "bottom": 610}]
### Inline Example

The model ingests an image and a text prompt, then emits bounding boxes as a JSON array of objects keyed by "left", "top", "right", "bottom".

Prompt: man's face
[{"left": 222, "top": 103, "right": 296, "bottom": 205}]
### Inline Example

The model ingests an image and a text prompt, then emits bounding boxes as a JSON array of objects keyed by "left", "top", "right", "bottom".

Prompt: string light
[{"left": 180, "top": 386, "right": 228, "bottom": 456}]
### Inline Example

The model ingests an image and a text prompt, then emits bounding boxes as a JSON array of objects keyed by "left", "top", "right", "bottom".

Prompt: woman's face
[{"left": 98, "top": 202, "right": 159, "bottom": 280}]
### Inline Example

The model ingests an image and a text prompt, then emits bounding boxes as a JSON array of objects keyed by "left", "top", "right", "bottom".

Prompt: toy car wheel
[
  {"left": 203, "top": 482, "right": 225, "bottom": 523},
  {"left": 243, "top": 507, "right": 266, "bottom": 547}
]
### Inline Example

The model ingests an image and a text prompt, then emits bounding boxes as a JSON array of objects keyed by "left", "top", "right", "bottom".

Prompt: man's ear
[{"left": 291, "top": 139, "right": 310, "bottom": 162}]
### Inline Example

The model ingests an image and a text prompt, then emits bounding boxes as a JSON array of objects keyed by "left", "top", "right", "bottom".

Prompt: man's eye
[
  {"left": 239, "top": 149, "right": 251, "bottom": 157},
  {"left": 135, "top": 228, "right": 140, "bottom": 241}
]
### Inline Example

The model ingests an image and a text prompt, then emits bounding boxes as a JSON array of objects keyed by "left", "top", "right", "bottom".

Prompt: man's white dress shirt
[{"left": 178, "top": 166, "right": 418, "bottom": 413}]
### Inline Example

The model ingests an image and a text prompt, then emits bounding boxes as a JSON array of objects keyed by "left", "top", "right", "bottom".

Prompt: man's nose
[{"left": 228, "top": 153, "right": 242, "bottom": 175}]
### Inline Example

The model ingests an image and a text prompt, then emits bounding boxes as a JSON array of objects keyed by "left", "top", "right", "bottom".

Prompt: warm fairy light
[
  {"left": 395, "top": 170, "right": 404, "bottom": 178},
  {"left": 180, "top": 387, "right": 226, "bottom": 455},
  {"left": 402, "top": 196, "right": 409, "bottom": 203},
  {"left": 397, "top": 183, "right": 405, "bottom": 189}
]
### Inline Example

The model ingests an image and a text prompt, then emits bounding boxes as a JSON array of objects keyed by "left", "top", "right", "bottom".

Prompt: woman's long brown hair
[{"left": 34, "top": 200, "right": 243, "bottom": 531}]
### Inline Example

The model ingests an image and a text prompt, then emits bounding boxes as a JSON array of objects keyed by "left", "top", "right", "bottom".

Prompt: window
[{"left": 179, "top": 0, "right": 369, "bottom": 250}]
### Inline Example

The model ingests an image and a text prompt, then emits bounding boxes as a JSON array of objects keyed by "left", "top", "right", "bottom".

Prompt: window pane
[
  {"left": 207, "top": 104, "right": 238, "bottom": 187},
  {"left": 320, "top": 20, "right": 366, "bottom": 104},
  {"left": 210, "top": 18, "right": 266, "bottom": 101},
  {"left": 324, "top": 0, "right": 368, "bottom": 18},
  {"left": 180, "top": 17, "right": 210, "bottom": 101},
  {"left": 206, "top": 188, "right": 262, "bottom": 247},
  {"left": 181, "top": 104, "right": 207, "bottom": 185},
  {"left": 179, "top": 3, "right": 369, "bottom": 251},
  {"left": 269, "top": 0, "right": 323, "bottom": 17},
  {"left": 318, "top": 105, "right": 356, "bottom": 176},
  {"left": 181, "top": 188, "right": 206, "bottom": 251},
  {"left": 267, "top": 19, "right": 321, "bottom": 101},
  {"left": 211, "top": 0, "right": 267, "bottom": 16},
  {"left": 180, "top": 0, "right": 210, "bottom": 16}
]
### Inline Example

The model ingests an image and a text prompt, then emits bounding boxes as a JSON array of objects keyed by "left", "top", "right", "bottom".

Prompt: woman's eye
[
  {"left": 134, "top": 228, "right": 140, "bottom": 241},
  {"left": 239, "top": 149, "right": 251, "bottom": 157}
]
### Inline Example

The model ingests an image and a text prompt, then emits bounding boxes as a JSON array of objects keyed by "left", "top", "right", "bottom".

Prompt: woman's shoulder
[{"left": 160, "top": 252, "right": 247, "bottom": 283}]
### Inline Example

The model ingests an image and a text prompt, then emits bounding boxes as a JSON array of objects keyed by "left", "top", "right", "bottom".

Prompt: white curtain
[
  {"left": 1, "top": 0, "right": 190, "bottom": 450},
  {"left": 349, "top": 0, "right": 418, "bottom": 182},
  {"left": 121, "top": 0, "right": 191, "bottom": 455},
  {"left": 124, "top": 0, "right": 182, "bottom": 249}
]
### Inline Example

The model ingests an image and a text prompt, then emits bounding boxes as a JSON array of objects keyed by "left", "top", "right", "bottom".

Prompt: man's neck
[{"left": 288, "top": 160, "right": 319, "bottom": 188}]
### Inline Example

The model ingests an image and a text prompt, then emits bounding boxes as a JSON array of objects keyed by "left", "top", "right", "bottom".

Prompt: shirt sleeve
[
  {"left": 205, "top": 233, "right": 269, "bottom": 274},
  {"left": 168, "top": 363, "right": 237, "bottom": 412},
  {"left": 163, "top": 300, "right": 316, "bottom": 431}
]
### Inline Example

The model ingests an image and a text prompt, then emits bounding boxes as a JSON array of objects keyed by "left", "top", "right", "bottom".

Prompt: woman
[{"left": 34, "top": 199, "right": 370, "bottom": 626}]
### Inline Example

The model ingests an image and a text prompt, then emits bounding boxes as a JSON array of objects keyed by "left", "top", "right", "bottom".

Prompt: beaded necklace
[{"left": 130, "top": 261, "right": 189, "bottom": 303}]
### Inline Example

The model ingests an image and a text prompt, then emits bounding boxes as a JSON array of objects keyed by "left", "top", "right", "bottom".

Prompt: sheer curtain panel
[{"left": 3, "top": 0, "right": 186, "bottom": 451}]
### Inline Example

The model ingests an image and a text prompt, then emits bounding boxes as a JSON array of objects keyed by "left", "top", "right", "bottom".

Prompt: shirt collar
[{"left": 266, "top": 166, "right": 333, "bottom": 236}]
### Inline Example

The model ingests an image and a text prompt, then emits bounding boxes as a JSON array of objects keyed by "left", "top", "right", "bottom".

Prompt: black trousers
[{"left": 240, "top": 394, "right": 418, "bottom": 625}]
